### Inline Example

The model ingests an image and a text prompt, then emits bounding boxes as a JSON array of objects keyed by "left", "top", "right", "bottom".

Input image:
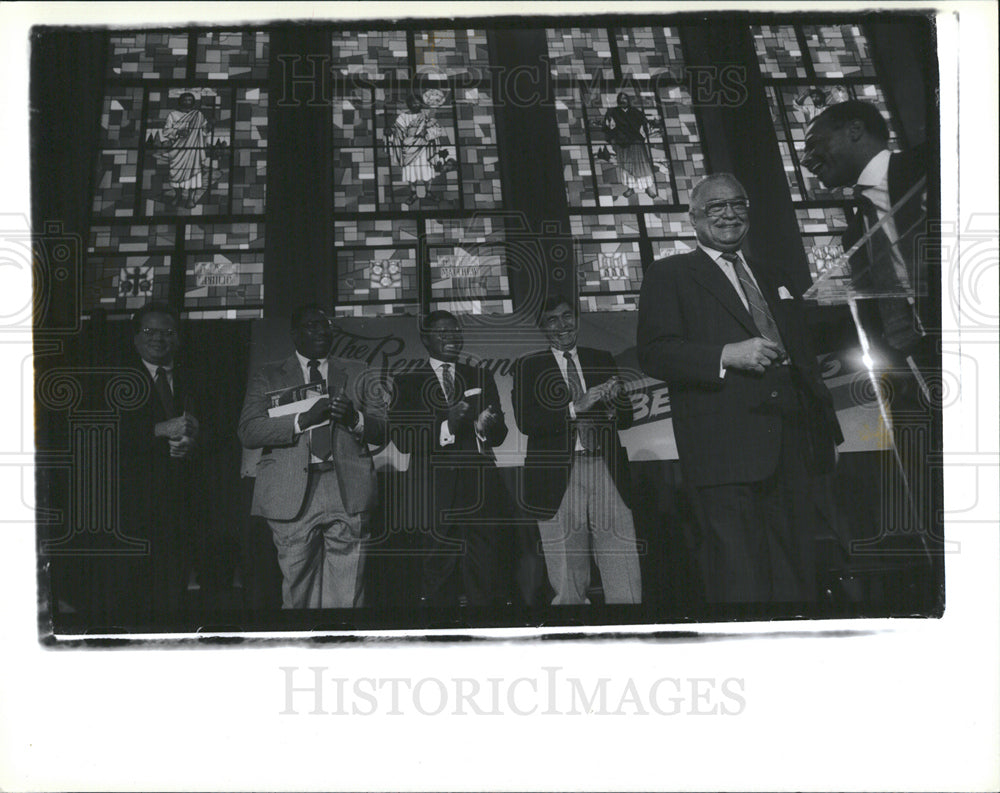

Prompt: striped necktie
[{"left": 721, "top": 252, "right": 787, "bottom": 359}]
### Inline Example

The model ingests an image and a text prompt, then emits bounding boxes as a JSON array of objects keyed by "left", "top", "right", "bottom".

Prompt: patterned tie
[
  {"left": 853, "top": 193, "right": 922, "bottom": 351},
  {"left": 563, "top": 351, "right": 597, "bottom": 452},
  {"left": 722, "top": 252, "right": 788, "bottom": 360},
  {"left": 154, "top": 366, "right": 177, "bottom": 418},
  {"left": 440, "top": 362, "right": 455, "bottom": 404},
  {"left": 308, "top": 359, "right": 331, "bottom": 460}
]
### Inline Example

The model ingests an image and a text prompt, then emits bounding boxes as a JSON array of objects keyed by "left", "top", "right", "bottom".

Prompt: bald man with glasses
[{"left": 637, "top": 174, "right": 843, "bottom": 604}]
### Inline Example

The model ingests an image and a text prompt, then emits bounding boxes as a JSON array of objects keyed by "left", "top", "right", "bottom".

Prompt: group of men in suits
[
  {"left": 237, "top": 303, "right": 643, "bottom": 610},
  {"left": 104, "top": 98, "right": 929, "bottom": 614}
]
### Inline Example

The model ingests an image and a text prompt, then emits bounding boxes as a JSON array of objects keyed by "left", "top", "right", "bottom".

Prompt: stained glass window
[
  {"left": 549, "top": 25, "right": 702, "bottom": 312},
  {"left": 88, "top": 31, "right": 269, "bottom": 317},
  {"left": 331, "top": 29, "right": 507, "bottom": 317},
  {"left": 752, "top": 23, "right": 903, "bottom": 280}
]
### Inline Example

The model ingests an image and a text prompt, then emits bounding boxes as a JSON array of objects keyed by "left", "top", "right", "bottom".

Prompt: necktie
[
  {"left": 563, "top": 351, "right": 597, "bottom": 452},
  {"left": 853, "top": 193, "right": 922, "bottom": 351},
  {"left": 721, "top": 252, "right": 788, "bottom": 360},
  {"left": 441, "top": 363, "right": 455, "bottom": 404},
  {"left": 154, "top": 366, "right": 177, "bottom": 418},
  {"left": 308, "top": 359, "right": 331, "bottom": 460}
]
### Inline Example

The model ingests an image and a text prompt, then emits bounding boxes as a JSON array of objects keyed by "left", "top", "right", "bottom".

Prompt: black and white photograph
[{"left": 2, "top": 2, "right": 997, "bottom": 791}]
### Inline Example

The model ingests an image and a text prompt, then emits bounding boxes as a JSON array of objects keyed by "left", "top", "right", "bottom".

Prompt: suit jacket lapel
[{"left": 687, "top": 249, "right": 758, "bottom": 337}]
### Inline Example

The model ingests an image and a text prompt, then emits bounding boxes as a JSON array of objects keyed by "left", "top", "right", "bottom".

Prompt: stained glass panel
[
  {"left": 84, "top": 255, "right": 172, "bottom": 312},
  {"left": 186, "top": 222, "right": 265, "bottom": 249},
  {"left": 195, "top": 32, "right": 269, "bottom": 79},
  {"left": 414, "top": 29, "right": 490, "bottom": 79},
  {"left": 751, "top": 25, "right": 807, "bottom": 79},
  {"left": 804, "top": 25, "right": 877, "bottom": 78},
  {"left": 331, "top": 30, "right": 409, "bottom": 79},
  {"left": 546, "top": 28, "right": 613, "bottom": 79},
  {"left": 108, "top": 33, "right": 188, "bottom": 79},
  {"left": 614, "top": 27, "right": 685, "bottom": 78},
  {"left": 89, "top": 225, "right": 174, "bottom": 253},
  {"left": 183, "top": 252, "right": 264, "bottom": 309},
  {"left": 336, "top": 248, "right": 419, "bottom": 307},
  {"left": 335, "top": 219, "right": 419, "bottom": 247}
]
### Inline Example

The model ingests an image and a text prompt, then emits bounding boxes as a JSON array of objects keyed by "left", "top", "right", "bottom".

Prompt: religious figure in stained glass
[
  {"left": 157, "top": 91, "right": 215, "bottom": 208},
  {"left": 386, "top": 93, "right": 453, "bottom": 205},
  {"left": 601, "top": 92, "right": 658, "bottom": 199}
]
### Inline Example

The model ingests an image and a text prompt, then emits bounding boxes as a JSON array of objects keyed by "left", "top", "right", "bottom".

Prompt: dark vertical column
[
  {"left": 866, "top": 18, "right": 935, "bottom": 148},
  {"left": 681, "top": 21, "right": 813, "bottom": 295},
  {"left": 265, "top": 26, "right": 335, "bottom": 318},
  {"left": 488, "top": 28, "right": 574, "bottom": 320}
]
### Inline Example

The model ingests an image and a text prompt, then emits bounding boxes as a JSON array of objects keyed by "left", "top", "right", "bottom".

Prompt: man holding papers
[
  {"left": 238, "top": 304, "right": 386, "bottom": 609},
  {"left": 387, "top": 310, "right": 513, "bottom": 608}
]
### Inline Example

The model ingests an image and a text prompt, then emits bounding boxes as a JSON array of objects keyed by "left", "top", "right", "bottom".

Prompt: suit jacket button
[{"left": 771, "top": 390, "right": 779, "bottom": 398}]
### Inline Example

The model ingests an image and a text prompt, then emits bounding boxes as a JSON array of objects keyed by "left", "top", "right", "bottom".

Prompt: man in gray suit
[{"left": 238, "top": 304, "right": 386, "bottom": 609}]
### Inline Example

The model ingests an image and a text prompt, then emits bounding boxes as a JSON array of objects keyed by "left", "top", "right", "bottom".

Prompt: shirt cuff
[
  {"left": 352, "top": 412, "right": 365, "bottom": 436},
  {"left": 567, "top": 401, "right": 578, "bottom": 419},
  {"left": 439, "top": 420, "right": 455, "bottom": 447},
  {"left": 294, "top": 413, "right": 303, "bottom": 435},
  {"left": 719, "top": 352, "right": 727, "bottom": 379}
]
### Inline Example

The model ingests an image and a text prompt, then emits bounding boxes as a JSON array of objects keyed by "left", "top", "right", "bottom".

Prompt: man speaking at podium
[{"left": 239, "top": 304, "right": 386, "bottom": 609}]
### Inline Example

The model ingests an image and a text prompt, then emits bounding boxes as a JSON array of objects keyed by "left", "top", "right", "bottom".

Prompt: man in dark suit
[
  {"left": 100, "top": 301, "right": 202, "bottom": 623},
  {"left": 387, "top": 310, "right": 512, "bottom": 607},
  {"left": 238, "top": 304, "right": 386, "bottom": 609},
  {"left": 512, "top": 295, "right": 642, "bottom": 605},
  {"left": 637, "top": 174, "right": 843, "bottom": 603},
  {"left": 802, "top": 99, "right": 934, "bottom": 373}
]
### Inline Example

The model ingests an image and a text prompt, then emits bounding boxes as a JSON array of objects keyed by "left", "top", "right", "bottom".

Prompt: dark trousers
[
  {"left": 688, "top": 409, "right": 829, "bottom": 603},
  {"left": 420, "top": 520, "right": 511, "bottom": 607}
]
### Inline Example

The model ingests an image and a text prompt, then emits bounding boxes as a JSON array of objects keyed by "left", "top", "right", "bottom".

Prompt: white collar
[
  {"left": 428, "top": 357, "right": 457, "bottom": 374},
  {"left": 855, "top": 148, "right": 891, "bottom": 190},
  {"left": 141, "top": 359, "right": 173, "bottom": 377},
  {"left": 550, "top": 346, "right": 579, "bottom": 360},
  {"left": 698, "top": 243, "right": 743, "bottom": 265},
  {"left": 295, "top": 351, "right": 327, "bottom": 371}
]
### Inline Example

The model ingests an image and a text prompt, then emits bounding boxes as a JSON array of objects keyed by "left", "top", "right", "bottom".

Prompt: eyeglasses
[
  {"left": 699, "top": 199, "right": 750, "bottom": 217},
  {"left": 140, "top": 327, "right": 177, "bottom": 339}
]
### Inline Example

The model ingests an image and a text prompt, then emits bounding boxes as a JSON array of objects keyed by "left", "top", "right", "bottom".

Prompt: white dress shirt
[
  {"left": 428, "top": 357, "right": 458, "bottom": 446},
  {"left": 551, "top": 346, "right": 588, "bottom": 452},
  {"left": 853, "top": 148, "right": 912, "bottom": 288},
  {"left": 141, "top": 359, "right": 174, "bottom": 391},
  {"left": 698, "top": 244, "right": 766, "bottom": 378},
  {"left": 292, "top": 351, "right": 363, "bottom": 442}
]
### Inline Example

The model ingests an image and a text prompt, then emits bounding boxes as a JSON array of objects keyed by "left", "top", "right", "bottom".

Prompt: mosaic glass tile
[
  {"left": 426, "top": 217, "right": 505, "bottom": 245},
  {"left": 186, "top": 222, "right": 265, "bottom": 249},
  {"left": 83, "top": 254, "right": 172, "bottom": 313},
  {"left": 334, "top": 302, "right": 417, "bottom": 318},
  {"left": 234, "top": 88, "right": 268, "bottom": 146},
  {"left": 89, "top": 225, "right": 174, "bottom": 253},
  {"left": 796, "top": 206, "right": 850, "bottom": 235},
  {"left": 546, "top": 28, "right": 613, "bottom": 79},
  {"left": 644, "top": 211, "right": 694, "bottom": 237},
  {"left": 579, "top": 293, "right": 638, "bottom": 312},
  {"left": 429, "top": 299, "right": 512, "bottom": 316},
  {"left": 195, "top": 31, "right": 269, "bottom": 79},
  {"left": 108, "top": 33, "right": 188, "bottom": 80},
  {"left": 649, "top": 238, "right": 696, "bottom": 261},
  {"left": 184, "top": 308, "right": 264, "bottom": 319},
  {"left": 331, "top": 30, "right": 409, "bottom": 79},
  {"left": 751, "top": 25, "right": 807, "bottom": 78},
  {"left": 334, "top": 219, "right": 418, "bottom": 247},
  {"left": 232, "top": 147, "right": 267, "bottom": 214},
  {"left": 100, "top": 88, "right": 144, "bottom": 147},
  {"left": 414, "top": 29, "right": 490, "bottom": 79},
  {"left": 800, "top": 233, "right": 850, "bottom": 281},
  {"left": 183, "top": 251, "right": 264, "bottom": 309},
  {"left": 614, "top": 26, "right": 685, "bottom": 79},
  {"left": 333, "top": 89, "right": 376, "bottom": 146},
  {"left": 658, "top": 84, "right": 703, "bottom": 204},
  {"left": 850, "top": 84, "right": 902, "bottom": 150},
  {"left": 456, "top": 87, "right": 502, "bottom": 208},
  {"left": 92, "top": 150, "right": 138, "bottom": 217},
  {"left": 336, "top": 247, "right": 418, "bottom": 305},
  {"left": 804, "top": 25, "right": 876, "bottom": 78},
  {"left": 334, "top": 148, "right": 378, "bottom": 212},
  {"left": 569, "top": 214, "right": 641, "bottom": 239}
]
